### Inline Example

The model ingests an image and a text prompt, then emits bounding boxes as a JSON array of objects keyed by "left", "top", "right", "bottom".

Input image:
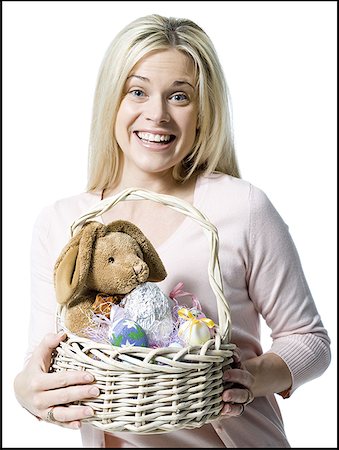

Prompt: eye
[
  {"left": 129, "top": 89, "right": 145, "bottom": 98},
  {"left": 108, "top": 257, "right": 115, "bottom": 263},
  {"left": 169, "top": 92, "right": 189, "bottom": 103}
]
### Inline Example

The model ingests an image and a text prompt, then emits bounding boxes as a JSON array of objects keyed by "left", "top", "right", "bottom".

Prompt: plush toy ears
[
  {"left": 54, "top": 220, "right": 167, "bottom": 305},
  {"left": 54, "top": 221, "right": 103, "bottom": 305},
  {"left": 105, "top": 220, "right": 167, "bottom": 282}
]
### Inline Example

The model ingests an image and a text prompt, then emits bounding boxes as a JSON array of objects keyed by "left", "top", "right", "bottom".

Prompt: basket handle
[{"left": 70, "top": 187, "right": 232, "bottom": 342}]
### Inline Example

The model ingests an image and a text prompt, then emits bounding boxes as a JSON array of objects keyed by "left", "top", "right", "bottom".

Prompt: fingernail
[
  {"left": 84, "top": 373, "right": 94, "bottom": 382},
  {"left": 57, "top": 330, "right": 66, "bottom": 338},
  {"left": 72, "top": 421, "right": 81, "bottom": 429},
  {"left": 222, "top": 404, "right": 231, "bottom": 415},
  {"left": 84, "top": 407, "right": 93, "bottom": 417},
  {"left": 89, "top": 386, "right": 100, "bottom": 396}
]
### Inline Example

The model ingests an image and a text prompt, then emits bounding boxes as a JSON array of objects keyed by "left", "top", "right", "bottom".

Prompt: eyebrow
[{"left": 127, "top": 75, "right": 195, "bottom": 89}]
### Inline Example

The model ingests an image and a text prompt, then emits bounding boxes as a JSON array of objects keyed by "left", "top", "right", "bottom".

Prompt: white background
[{"left": 3, "top": 1, "right": 337, "bottom": 448}]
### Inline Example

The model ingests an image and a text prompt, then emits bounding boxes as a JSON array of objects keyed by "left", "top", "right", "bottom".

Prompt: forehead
[{"left": 128, "top": 48, "right": 195, "bottom": 83}]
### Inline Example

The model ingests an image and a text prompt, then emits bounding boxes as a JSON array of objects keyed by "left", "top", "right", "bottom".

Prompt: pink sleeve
[
  {"left": 246, "top": 185, "right": 331, "bottom": 395},
  {"left": 25, "top": 206, "right": 58, "bottom": 364}
]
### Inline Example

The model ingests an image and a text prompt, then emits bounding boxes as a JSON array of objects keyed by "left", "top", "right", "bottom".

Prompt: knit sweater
[{"left": 27, "top": 173, "right": 331, "bottom": 448}]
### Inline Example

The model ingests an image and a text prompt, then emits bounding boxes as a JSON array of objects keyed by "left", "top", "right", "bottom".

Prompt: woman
[{"left": 14, "top": 14, "right": 331, "bottom": 448}]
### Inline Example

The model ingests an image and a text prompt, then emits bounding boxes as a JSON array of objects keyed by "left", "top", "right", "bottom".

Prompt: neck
[{"left": 106, "top": 170, "right": 184, "bottom": 197}]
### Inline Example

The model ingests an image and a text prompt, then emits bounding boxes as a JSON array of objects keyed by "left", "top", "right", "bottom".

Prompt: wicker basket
[{"left": 51, "top": 188, "right": 236, "bottom": 434}]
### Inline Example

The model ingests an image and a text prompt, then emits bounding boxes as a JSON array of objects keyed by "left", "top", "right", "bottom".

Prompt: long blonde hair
[{"left": 87, "top": 14, "right": 240, "bottom": 192}]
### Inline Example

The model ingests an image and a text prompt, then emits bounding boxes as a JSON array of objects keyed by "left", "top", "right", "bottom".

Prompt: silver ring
[
  {"left": 238, "top": 403, "right": 245, "bottom": 416},
  {"left": 243, "top": 389, "right": 254, "bottom": 406},
  {"left": 46, "top": 407, "right": 58, "bottom": 423}
]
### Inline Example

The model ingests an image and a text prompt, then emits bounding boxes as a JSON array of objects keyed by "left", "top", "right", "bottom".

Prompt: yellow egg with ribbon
[{"left": 177, "top": 308, "right": 215, "bottom": 346}]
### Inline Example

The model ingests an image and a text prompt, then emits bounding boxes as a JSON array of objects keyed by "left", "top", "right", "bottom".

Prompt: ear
[
  {"left": 54, "top": 221, "right": 104, "bottom": 304},
  {"left": 106, "top": 220, "right": 167, "bottom": 282}
]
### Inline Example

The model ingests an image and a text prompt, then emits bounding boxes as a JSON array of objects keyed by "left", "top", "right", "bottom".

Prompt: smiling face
[{"left": 114, "top": 48, "right": 199, "bottom": 179}]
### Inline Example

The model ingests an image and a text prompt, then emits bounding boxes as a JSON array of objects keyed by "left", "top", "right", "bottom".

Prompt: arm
[
  {"left": 13, "top": 205, "right": 99, "bottom": 428},
  {"left": 14, "top": 332, "right": 99, "bottom": 428},
  {"left": 220, "top": 185, "right": 330, "bottom": 416},
  {"left": 246, "top": 186, "right": 331, "bottom": 396}
]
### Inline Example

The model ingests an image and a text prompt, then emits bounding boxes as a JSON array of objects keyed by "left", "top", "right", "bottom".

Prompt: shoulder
[
  {"left": 197, "top": 172, "right": 286, "bottom": 234},
  {"left": 32, "top": 191, "right": 102, "bottom": 260},
  {"left": 33, "top": 191, "right": 101, "bottom": 235},
  {"left": 199, "top": 172, "right": 271, "bottom": 211},
  {"left": 49, "top": 191, "right": 101, "bottom": 218},
  {"left": 199, "top": 172, "right": 253, "bottom": 194}
]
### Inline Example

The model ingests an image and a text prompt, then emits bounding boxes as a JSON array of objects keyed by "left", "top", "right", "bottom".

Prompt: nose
[
  {"left": 144, "top": 95, "right": 170, "bottom": 124},
  {"left": 133, "top": 261, "right": 149, "bottom": 281}
]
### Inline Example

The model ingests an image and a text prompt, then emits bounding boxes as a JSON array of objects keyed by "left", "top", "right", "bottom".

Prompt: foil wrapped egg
[{"left": 122, "top": 282, "right": 174, "bottom": 347}]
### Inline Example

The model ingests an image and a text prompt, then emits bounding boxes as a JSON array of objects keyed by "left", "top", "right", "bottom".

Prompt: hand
[
  {"left": 221, "top": 350, "right": 255, "bottom": 418},
  {"left": 14, "top": 332, "right": 100, "bottom": 429}
]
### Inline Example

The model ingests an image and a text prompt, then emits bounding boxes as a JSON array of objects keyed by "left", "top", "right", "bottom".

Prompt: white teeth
[{"left": 137, "top": 132, "right": 171, "bottom": 142}]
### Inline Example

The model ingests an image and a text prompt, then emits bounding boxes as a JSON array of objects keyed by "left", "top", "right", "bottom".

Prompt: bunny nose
[
  {"left": 133, "top": 262, "right": 149, "bottom": 281},
  {"left": 133, "top": 263, "right": 143, "bottom": 275}
]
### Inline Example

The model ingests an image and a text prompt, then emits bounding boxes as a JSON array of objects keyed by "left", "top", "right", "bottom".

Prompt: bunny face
[
  {"left": 54, "top": 220, "right": 167, "bottom": 306},
  {"left": 88, "top": 232, "right": 150, "bottom": 294},
  {"left": 53, "top": 219, "right": 167, "bottom": 336}
]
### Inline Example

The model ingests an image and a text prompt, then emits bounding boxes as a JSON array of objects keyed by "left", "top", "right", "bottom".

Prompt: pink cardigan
[{"left": 27, "top": 173, "right": 330, "bottom": 447}]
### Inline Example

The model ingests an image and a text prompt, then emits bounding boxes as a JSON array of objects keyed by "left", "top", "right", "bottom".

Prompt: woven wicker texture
[{"left": 52, "top": 188, "right": 236, "bottom": 433}]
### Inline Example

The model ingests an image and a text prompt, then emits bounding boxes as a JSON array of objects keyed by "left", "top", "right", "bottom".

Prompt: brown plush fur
[{"left": 54, "top": 220, "right": 167, "bottom": 336}]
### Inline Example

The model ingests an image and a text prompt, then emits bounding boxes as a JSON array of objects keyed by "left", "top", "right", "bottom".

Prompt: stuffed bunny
[{"left": 54, "top": 220, "right": 167, "bottom": 336}]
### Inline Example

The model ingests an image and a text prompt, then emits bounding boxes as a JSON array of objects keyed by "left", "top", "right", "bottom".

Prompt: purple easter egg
[{"left": 109, "top": 318, "right": 148, "bottom": 348}]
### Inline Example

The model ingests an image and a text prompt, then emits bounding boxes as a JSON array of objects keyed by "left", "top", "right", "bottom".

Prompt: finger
[
  {"left": 223, "top": 368, "right": 254, "bottom": 389},
  {"left": 45, "top": 416, "right": 82, "bottom": 430},
  {"left": 58, "top": 421, "right": 82, "bottom": 430},
  {"left": 38, "top": 369, "right": 95, "bottom": 391},
  {"left": 221, "top": 402, "right": 244, "bottom": 417},
  {"left": 42, "top": 384, "right": 100, "bottom": 408},
  {"left": 32, "top": 332, "right": 67, "bottom": 372},
  {"left": 222, "top": 387, "right": 252, "bottom": 404},
  {"left": 46, "top": 405, "right": 94, "bottom": 424},
  {"left": 231, "top": 348, "right": 242, "bottom": 368}
]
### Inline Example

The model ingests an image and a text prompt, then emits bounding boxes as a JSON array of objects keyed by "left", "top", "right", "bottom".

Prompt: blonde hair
[{"left": 87, "top": 14, "right": 240, "bottom": 192}]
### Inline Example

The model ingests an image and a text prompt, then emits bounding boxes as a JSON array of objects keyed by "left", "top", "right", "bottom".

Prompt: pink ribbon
[{"left": 169, "top": 282, "right": 202, "bottom": 310}]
